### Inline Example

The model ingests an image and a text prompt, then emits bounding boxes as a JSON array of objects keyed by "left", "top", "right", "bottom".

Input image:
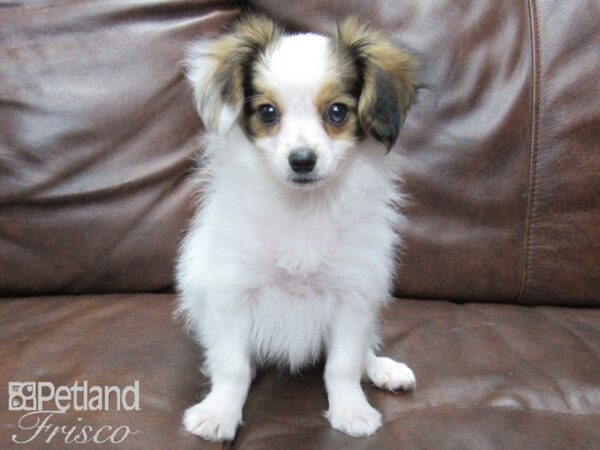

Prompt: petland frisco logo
[{"left": 8, "top": 381, "right": 139, "bottom": 445}]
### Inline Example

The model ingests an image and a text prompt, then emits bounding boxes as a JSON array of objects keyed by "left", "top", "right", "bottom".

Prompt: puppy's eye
[
  {"left": 258, "top": 104, "right": 278, "bottom": 124},
  {"left": 326, "top": 103, "right": 348, "bottom": 125}
]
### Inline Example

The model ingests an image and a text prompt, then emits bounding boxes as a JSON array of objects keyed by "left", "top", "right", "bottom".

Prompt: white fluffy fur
[{"left": 177, "top": 31, "right": 414, "bottom": 442}]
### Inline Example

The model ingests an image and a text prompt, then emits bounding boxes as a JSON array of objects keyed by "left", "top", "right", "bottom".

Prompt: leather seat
[{"left": 1, "top": 295, "right": 598, "bottom": 448}]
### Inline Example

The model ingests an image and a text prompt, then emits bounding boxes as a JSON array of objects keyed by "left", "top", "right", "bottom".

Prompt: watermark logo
[
  {"left": 7, "top": 381, "right": 140, "bottom": 445},
  {"left": 8, "top": 382, "right": 37, "bottom": 411}
]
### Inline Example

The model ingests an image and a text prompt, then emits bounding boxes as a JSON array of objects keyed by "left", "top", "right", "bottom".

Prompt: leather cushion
[{"left": 1, "top": 295, "right": 598, "bottom": 448}]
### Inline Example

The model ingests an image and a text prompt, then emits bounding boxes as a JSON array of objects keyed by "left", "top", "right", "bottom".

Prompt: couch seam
[{"left": 517, "top": 0, "right": 541, "bottom": 304}]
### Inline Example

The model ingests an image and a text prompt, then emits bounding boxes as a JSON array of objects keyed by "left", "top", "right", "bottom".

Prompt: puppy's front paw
[
  {"left": 367, "top": 356, "right": 416, "bottom": 391},
  {"left": 183, "top": 398, "right": 241, "bottom": 442},
  {"left": 326, "top": 402, "right": 382, "bottom": 437}
]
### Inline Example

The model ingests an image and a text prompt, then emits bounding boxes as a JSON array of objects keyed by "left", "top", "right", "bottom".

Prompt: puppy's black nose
[{"left": 289, "top": 148, "right": 317, "bottom": 174}]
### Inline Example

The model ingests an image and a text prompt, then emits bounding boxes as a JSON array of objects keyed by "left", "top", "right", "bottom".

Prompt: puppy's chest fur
[
  {"left": 240, "top": 211, "right": 372, "bottom": 369},
  {"left": 221, "top": 192, "right": 396, "bottom": 369},
  {"left": 253, "top": 208, "right": 341, "bottom": 276},
  {"left": 179, "top": 153, "right": 402, "bottom": 371},
  {"left": 231, "top": 186, "right": 394, "bottom": 292}
]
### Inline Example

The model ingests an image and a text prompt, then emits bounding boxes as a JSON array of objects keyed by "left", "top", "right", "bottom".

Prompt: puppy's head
[{"left": 186, "top": 16, "right": 417, "bottom": 188}]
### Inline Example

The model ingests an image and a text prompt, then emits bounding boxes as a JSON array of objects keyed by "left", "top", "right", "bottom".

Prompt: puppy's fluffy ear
[
  {"left": 185, "top": 15, "right": 281, "bottom": 133},
  {"left": 335, "top": 18, "right": 417, "bottom": 151}
]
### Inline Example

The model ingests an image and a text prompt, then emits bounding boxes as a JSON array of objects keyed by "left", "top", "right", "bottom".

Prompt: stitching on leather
[{"left": 517, "top": 0, "right": 541, "bottom": 304}]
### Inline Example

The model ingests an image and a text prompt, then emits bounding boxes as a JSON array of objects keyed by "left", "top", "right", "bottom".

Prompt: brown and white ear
[
  {"left": 185, "top": 15, "right": 281, "bottom": 134},
  {"left": 335, "top": 18, "right": 417, "bottom": 151}
]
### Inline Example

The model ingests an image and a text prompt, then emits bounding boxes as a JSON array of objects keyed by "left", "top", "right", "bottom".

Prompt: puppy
[{"left": 176, "top": 15, "right": 417, "bottom": 442}]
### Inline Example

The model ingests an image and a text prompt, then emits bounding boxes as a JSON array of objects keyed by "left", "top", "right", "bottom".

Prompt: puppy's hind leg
[{"left": 365, "top": 349, "right": 416, "bottom": 392}]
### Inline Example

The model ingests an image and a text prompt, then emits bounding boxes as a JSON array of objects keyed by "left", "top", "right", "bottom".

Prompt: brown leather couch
[{"left": 1, "top": 1, "right": 599, "bottom": 449}]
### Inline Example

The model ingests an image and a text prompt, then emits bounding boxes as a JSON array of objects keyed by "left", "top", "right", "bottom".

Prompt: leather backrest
[
  {"left": 1, "top": 0, "right": 598, "bottom": 305},
  {"left": 248, "top": 0, "right": 600, "bottom": 306},
  {"left": 0, "top": 0, "right": 239, "bottom": 295}
]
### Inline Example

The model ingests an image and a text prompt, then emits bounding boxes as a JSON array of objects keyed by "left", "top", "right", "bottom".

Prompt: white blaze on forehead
[{"left": 260, "top": 33, "right": 331, "bottom": 94}]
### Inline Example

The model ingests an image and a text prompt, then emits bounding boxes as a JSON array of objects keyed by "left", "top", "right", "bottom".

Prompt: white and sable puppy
[{"left": 176, "top": 15, "right": 417, "bottom": 442}]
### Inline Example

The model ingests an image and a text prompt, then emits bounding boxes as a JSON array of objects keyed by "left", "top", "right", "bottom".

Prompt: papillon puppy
[{"left": 176, "top": 15, "right": 417, "bottom": 442}]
